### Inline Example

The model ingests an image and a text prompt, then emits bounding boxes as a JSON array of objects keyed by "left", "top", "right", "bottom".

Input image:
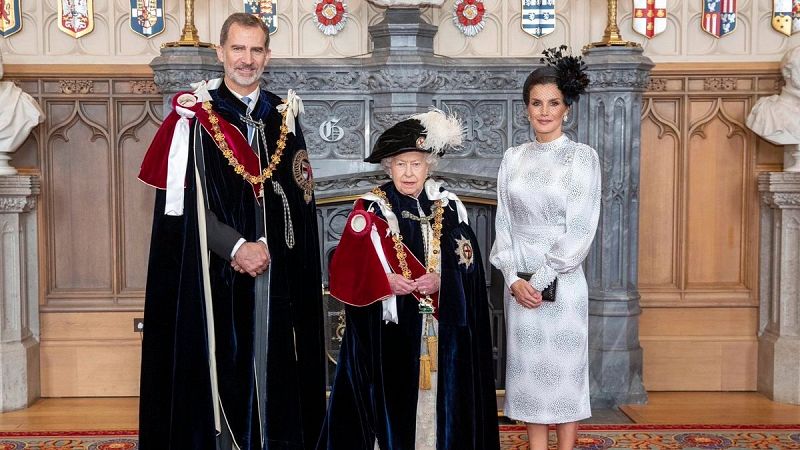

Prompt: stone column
[
  {"left": 0, "top": 175, "right": 40, "bottom": 411},
  {"left": 150, "top": 46, "right": 221, "bottom": 115},
  {"left": 579, "top": 46, "right": 652, "bottom": 407},
  {"left": 758, "top": 172, "right": 800, "bottom": 405},
  {"left": 367, "top": 7, "right": 439, "bottom": 115}
]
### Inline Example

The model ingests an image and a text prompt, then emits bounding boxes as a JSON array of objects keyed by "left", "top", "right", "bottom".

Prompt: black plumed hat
[{"left": 365, "top": 109, "right": 463, "bottom": 163}]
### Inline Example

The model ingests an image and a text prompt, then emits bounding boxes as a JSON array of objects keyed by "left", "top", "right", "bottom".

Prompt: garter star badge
[
  {"left": 702, "top": 0, "right": 736, "bottom": 38},
  {"left": 521, "top": 0, "right": 556, "bottom": 38},
  {"left": 130, "top": 0, "right": 164, "bottom": 38},
  {"left": 58, "top": 0, "right": 94, "bottom": 38},
  {"left": 632, "top": 0, "right": 666, "bottom": 39},
  {"left": 292, "top": 149, "right": 314, "bottom": 204},
  {"left": 455, "top": 235, "right": 474, "bottom": 269},
  {"left": 453, "top": 0, "right": 486, "bottom": 37},
  {"left": 245, "top": 0, "right": 278, "bottom": 35},
  {"left": 0, "top": 0, "right": 22, "bottom": 38},
  {"left": 772, "top": 0, "right": 800, "bottom": 36},
  {"left": 313, "top": 0, "right": 348, "bottom": 36}
]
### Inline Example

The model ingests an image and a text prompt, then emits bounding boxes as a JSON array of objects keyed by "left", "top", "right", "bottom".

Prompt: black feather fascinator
[{"left": 540, "top": 45, "right": 589, "bottom": 105}]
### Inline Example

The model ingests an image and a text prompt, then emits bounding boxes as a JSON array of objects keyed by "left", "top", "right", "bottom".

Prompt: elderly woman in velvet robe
[{"left": 316, "top": 110, "right": 500, "bottom": 450}]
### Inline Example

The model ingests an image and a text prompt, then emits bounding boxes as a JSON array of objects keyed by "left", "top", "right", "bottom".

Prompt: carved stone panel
[
  {"left": 302, "top": 100, "right": 366, "bottom": 159},
  {"left": 440, "top": 100, "right": 507, "bottom": 157}
]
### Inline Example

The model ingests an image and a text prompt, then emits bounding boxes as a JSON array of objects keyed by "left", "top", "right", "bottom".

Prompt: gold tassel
[
  {"left": 419, "top": 354, "right": 432, "bottom": 390},
  {"left": 427, "top": 335, "right": 438, "bottom": 372}
]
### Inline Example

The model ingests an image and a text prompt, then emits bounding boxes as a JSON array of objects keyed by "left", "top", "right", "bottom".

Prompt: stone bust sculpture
[
  {"left": 747, "top": 46, "right": 800, "bottom": 146},
  {"left": 367, "top": 0, "right": 445, "bottom": 6},
  {"left": 0, "top": 52, "right": 45, "bottom": 175}
]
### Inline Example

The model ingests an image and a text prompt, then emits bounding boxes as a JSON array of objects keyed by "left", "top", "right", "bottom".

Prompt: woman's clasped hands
[{"left": 510, "top": 279, "right": 542, "bottom": 308}]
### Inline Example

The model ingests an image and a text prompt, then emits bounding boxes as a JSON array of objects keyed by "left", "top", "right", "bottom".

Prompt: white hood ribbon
[
  {"left": 425, "top": 179, "right": 469, "bottom": 225},
  {"left": 360, "top": 191, "right": 400, "bottom": 236},
  {"left": 189, "top": 78, "right": 221, "bottom": 102},
  {"left": 164, "top": 101, "right": 199, "bottom": 216},
  {"left": 276, "top": 89, "right": 304, "bottom": 135},
  {"left": 162, "top": 79, "right": 219, "bottom": 216}
]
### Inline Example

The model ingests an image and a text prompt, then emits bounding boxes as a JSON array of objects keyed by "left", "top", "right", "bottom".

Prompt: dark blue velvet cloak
[
  {"left": 138, "top": 82, "right": 326, "bottom": 449},
  {"left": 316, "top": 182, "right": 500, "bottom": 450}
]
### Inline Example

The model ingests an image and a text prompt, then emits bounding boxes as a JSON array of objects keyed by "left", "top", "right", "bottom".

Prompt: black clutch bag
[{"left": 517, "top": 272, "right": 557, "bottom": 302}]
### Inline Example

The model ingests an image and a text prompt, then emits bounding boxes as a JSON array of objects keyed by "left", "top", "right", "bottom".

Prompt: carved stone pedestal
[
  {"left": 758, "top": 172, "right": 800, "bottom": 405},
  {"left": 150, "top": 46, "right": 221, "bottom": 110},
  {"left": 0, "top": 175, "right": 40, "bottom": 412},
  {"left": 367, "top": 7, "right": 439, "bottom": 114}
]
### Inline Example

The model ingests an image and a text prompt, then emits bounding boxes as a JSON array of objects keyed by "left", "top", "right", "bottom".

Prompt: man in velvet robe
[
  {"left": 137, "top": 13, "right": 325, "bottom": 449},
  {"left": 317, "top": 112, "right": 500, "bottom": 450}
]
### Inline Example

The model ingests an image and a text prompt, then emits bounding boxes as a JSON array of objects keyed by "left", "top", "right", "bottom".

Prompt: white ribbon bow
[
  {"left": 360, "top": 192, "right": 400, "bottom": 235},
  {"left": 190, "top": 78, "right": 221, "bottom": 103},
  {"left": 276, "top": 89, "right": 304, "bottom": 136},
  {"left": 425, "top": 179, "right": 469, "bottom": 225}
]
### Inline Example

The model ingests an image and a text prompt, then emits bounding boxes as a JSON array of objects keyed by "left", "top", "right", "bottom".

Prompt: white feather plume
[{"left": 410, "top": 108, "right": 464, "bottom": 154}]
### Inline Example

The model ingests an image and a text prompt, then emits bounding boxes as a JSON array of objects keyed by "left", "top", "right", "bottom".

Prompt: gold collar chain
[
  {"left": 371, "top": 187, "right": 443, "bottom": 278},
  {"left": 203, "top": 101, "right": 289, "bottom": 185}
]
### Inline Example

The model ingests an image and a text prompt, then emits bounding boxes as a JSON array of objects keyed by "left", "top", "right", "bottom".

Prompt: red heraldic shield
[{"left": 632, "top": 0, "right": 666, "bottom": 39}]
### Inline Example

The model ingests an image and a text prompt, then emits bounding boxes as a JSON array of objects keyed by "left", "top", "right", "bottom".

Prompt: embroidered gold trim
[
  {"left": 202, "top": 100, "right": 289, "bottom": 185},
  {"left": 371, "top": 187, "right": 443, "bottom": 279}
]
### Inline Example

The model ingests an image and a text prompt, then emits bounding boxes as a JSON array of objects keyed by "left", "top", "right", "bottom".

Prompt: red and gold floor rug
[
  {"left": 500, "top": 424, "right": 800, "bottom": 449},
  {"left": 0, "top": 430, "right": 138, "bottom": 449},
  {"left": 1, "top": 425, "right": 799, "bottom": 449}
]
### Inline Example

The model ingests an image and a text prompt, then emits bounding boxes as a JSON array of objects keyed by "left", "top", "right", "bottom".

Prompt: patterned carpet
[
  {"left": 0, "top": 430, "right": 138, "bottom": 449},
  {"left": 1, "top": 425, "right": 799, "bottom": 449},
  {"left": 501, "top": 424, "right": 800, "bottom": 449}
]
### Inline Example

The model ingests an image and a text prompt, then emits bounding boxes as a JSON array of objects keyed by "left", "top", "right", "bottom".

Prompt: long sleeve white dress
[{"left": 490, "top": 134, "right": 601, "bottom": 424}]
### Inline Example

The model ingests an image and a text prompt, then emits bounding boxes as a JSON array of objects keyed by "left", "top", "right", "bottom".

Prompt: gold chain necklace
[
  {"left": 203, "top": 100, "right": 289, "bottom": 185},
  {"left": 371, "top": 187, "right": 443, "bottom": 278}
]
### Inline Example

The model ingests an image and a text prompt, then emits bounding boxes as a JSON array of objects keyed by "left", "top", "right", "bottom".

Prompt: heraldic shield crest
[
  {"left": 130, "top": 0, "right": 164, "bottom": 38},
  {"left": 0, "top": 0, "right": 22, "bottom": 38},
  {"left": 521, "top": 0, "right": 556, "bottom": 38},
  {"left": 632, "top": 0, "right": 666, "bottom": 39},
  {"left": 58, "top": 0, "right": 94, "bottom": 38},
  {"left": 702, "top": 0, "right": 737, "bottom": 38},
  {"left": 245, "top": 0, "right": 278, "bottom": 35},
  {"left": 772, "top": 0, "right": 800, "bottom": 36}
]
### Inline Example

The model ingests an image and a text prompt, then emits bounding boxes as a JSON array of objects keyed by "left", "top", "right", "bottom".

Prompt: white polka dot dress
[{"left": 490, "top": 135, "right": 601, "bottom": 424}]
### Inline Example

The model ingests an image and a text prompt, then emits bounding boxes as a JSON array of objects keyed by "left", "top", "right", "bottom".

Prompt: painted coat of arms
[
  {"left": 702, "top": 0, "right": 736, "bottom": 38},
  {"left": 0, "top": 0, "right": 22, "bottom": 37},
  {"left": 521, "top": 0, "right": 556, "bottom": 38},
  {"left": 312, "top": 0, "right": 348, "bottom": 36},
  {"left": 244, "top": 0, "right": 278, "bottom": 35},
  {"left": 632, "top": 0, "right": 666, "bottom": 39},
  {"left": 58, "top": 0, "right": 94, "bottom": 38},
  {"left": 772, "top": 0, "right": 800, "bottom": 36},
  {"left": 130, "top": 0, "right": 164, "bottom": 38},
  {"left": 453, "top": 0, "right": 486, "bottom": 37}
]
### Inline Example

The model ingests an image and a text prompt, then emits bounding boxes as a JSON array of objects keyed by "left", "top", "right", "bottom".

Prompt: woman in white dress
[{"left": 490, "top": 47, "right": 600, "bottom": 450}]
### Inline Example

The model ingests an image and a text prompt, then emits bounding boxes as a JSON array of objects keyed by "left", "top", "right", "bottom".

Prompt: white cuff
[
  {"left": 505, "top": 269, "right": 522, "bottom": 289},
  {"left": 230, "top": 238, "right": 246, "bottom": 259},
  {"left": 531, "top": 264, "right": 558, "bottom": 291}
]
